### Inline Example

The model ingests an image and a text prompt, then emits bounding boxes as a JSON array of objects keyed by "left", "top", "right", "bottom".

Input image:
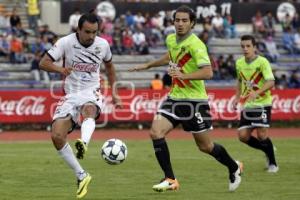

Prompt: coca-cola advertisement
[{"left": 0, "top": 89, "right": 299, "bottom": 123}]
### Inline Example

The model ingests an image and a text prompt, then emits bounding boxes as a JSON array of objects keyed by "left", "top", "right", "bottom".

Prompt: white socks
[
  {"left": 81, "top": 118, "right": 95, "bottom": 145},
  {"left": 58, "top": 143, "right": 85, "bottom": 180}
]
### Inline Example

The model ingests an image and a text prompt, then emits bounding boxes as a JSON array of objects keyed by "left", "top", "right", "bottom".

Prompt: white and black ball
[{"left": 101, "top": 138, "right": 127, "bottom": 165}]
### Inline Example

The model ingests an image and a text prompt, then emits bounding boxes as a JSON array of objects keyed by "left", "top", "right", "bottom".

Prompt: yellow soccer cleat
[{"left": 77, "top": 173, "right": 92, "bottom": 199}]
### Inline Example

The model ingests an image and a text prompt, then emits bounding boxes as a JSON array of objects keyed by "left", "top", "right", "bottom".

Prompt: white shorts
[{"left": 53, "top": 89, "right": 104, "bottom": 124}]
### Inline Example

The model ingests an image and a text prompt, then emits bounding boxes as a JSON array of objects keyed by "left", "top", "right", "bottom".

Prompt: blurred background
[{"left": 0, "top": 0, "right": 299, "bottom": 130}]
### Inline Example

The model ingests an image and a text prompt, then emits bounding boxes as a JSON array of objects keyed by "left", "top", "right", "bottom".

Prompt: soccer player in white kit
[{"left": 39, "top": 13, "right": 122, "bottom": 199}]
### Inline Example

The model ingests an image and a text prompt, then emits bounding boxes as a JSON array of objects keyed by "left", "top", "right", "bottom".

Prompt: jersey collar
[
  {"left": 76, "top": 33, "right": 94, "bottom": 48},
  {"left": 176, "top": 32, "right": 192, "bottom": 44}
]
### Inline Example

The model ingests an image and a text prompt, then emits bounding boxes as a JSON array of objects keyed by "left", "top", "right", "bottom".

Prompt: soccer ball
[{"left": 101, "top": 138, "right": 127, "bottom": 165}]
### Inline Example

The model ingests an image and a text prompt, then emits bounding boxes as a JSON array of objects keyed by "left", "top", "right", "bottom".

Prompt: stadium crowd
[{"left": 0, "top": 3, "right": 299, "bottom": 88}]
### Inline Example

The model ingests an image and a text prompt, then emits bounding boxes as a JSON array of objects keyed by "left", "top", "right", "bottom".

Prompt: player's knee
[
  {"left": 51, "top": 130, "right": 66, "bottom": 143},
  {"left": 238, "top": 135, "right": 249, "bottom": 143},
  {"left": 197, "top": 143, "right": 213, "bottom": 153},
  {"left": 150, "top": 127, "right": 166, "bottom": 139}
]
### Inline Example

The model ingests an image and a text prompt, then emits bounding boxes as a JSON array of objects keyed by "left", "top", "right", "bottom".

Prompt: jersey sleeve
[
  {"left": 103, "top": 41, "right": 112, "bottom": 63},
  {"left": 261, "top": 58, "right": 275, "bottom": 81},
  {"left": 47, "top": 37, "right": 66, "bottom": 61},
  {"left": 190, "top": 43, "right": 211, "bottom": 68}
]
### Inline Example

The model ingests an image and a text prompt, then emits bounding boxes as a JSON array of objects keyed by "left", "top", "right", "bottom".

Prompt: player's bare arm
[
  {"left": 247, "top": 80, "right": 275, "bottom": 102},
  {"left": 128, "top": 52, "right": 170, "bottom": 71},
  {"left": 104, "top": 61, "right": 122, "bottom": 108},
  {"left": 233, "top": 80, "right": 242, "bottom": 109},
  {"left": 39, "top": 54, "right": 72, "bottom": 76},
  {"left": 168, "top": 65, "right": 213, "bottom": 80}
]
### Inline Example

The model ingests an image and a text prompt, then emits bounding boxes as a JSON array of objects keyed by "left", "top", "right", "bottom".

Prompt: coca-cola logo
[
  {"left": 272, "top": 95, "right": 300, "bottom": 113},
  {"left": 130, "top": 95, "right": 166, "bottom": 114},
  {"left": 73, "top": 62, "right": 99, "bottom": 73},
  {"left": 0, "top": 96, "right": 46, "bottom": 116}
]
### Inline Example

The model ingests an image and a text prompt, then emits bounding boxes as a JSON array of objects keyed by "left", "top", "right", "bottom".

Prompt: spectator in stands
[
  {"left": 132, "top": 26, "right": 148, "bottom": 54},
  {"left": 263, "top": 34, "right": 280, "bottom": 63},
  {"left": 133, "top": 12, "right": 145, "bottom": 25},
  {"left": 223, "top": 14, "right": 236, "bottom": 38},
  {"left": 122, "top": 27, "right": 134, "bottom": 54},
  {"left": 151, "top": 73, "right": 163, "bottom": 90},
  {"left": 125, "top": 11, "right": 135, "bottom": 30},
  {"left": 288, "top": 72, "right": 300, "bottom": 88},
  {"left": 293, "top": 28, "right": 300, "bottom": 53},
  {"left": 210, "top": 55, "right": 220, "bottom": 80},
  {"left": 0, "top": 33, "right": 9, "bottom": 57},
  {"left": 12, "top": 22, "right": 28, "bottom": 39},
  {"left": 276, "top": 74, "right": 289, "bottom": 89},
  {"left": 151, "top": 12, "right": 163, "bottom": 43},
  {"left": 202, "top": 17, "right": 213, "bottom": 39},
  {"left": 9, "top": 8, "right": 21, "bottom": 29},
  {"left": 101, "top": 17, "right": 114, "bottom": 35},
  {"left": 281, "top": 13, "right": 293, "bottom": 32},
  {"left": 225, "top": 54, "right": 236, "bottom": 77},
  {"left": 263, "top": 11, "right": 276, "bottom": 36},
  {"left": 282, "top": 26, "right": 296, "bottom": 54},
  {"left": 40, "top": 34, "right": 52, "bottom": 51},
  {"left": 99, "top": 29, "right": 113, "bottom": 46},
  {"left": 162, "top": 71, "right": 172, "bottom": 88},
  {"left": 30, "top": 37, "right": 47, "bottom": 54},
  {"left": 114, "top": 14, "right": 127, "bottom": 32},
  {"left": 198, "top": 30, "right": 210, "bottom": 47},
  {"left": 252, "top": 10, "right": 265, "bottom": 36},
  {"left": 9, "top": 34, "right": 25, "bottom": 63},
  {"left": 163, "top": 20, "right": 175, "bottom": 37},
  {"left": 26, "top": 0, "right": 40, "bottom": 36},
  {"left": 31, "top": 51, "right": 50, "bottom": 83},
  {"left": 112, "top": 26, "right": 123, "bottom": 54},
  {"left": 39, "top": 24, "right": 57, "bottom": 44},
  {"left": 211, "top": 13, "right": 224, "bottom": 38},
  {"left": 292, "top": 12, "right": 300, "bottom": 30},
  {"left": 218, "top": 55, "right": 232, "bottom": 80},
  {"left": 68, "top": 8, "right": 81, "bottom": 32},
  {"left": 0, "top": 6, "right": 9, "bottom": 32}
]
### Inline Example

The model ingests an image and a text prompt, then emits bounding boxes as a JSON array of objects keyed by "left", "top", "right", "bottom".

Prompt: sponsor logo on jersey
[{"left": 73, "top": 62, "right": 99, "bottom": 72}]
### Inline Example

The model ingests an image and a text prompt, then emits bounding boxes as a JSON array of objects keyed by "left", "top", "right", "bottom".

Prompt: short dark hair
[
  {"left": 173, "top": 5, "right": 196, "bottom": 28},
  {"left": 241, "top": 35, "right": 256, "bottom": 46},
  {"left": 78, "top": 13, "right": 99, "bottom": 30}
]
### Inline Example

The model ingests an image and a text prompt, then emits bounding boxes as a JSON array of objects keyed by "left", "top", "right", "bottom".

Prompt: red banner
[{"left": 0, "top": 89, "right": 299, "bottom": 123}]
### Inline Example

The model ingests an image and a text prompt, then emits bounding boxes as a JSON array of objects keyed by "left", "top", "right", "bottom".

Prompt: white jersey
[{"left": 47, "top": 33, "right": 112, "bottom": 94}]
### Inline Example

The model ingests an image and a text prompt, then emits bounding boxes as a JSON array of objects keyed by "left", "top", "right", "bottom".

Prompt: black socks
[
  {"left": 246, "top": 136, "right": 277, "bottom": 166},
  {"left": 152, "top": 138, "right": 175, "bottom": 179},
  {"left": 210, "top": 143, "right": 238, "bottom": 174}
]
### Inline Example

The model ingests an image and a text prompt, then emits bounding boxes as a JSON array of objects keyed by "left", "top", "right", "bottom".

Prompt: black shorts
[
  {"left": 157, "top": 98, "right": 213, "bottom": 133},
  {"left": 238, "top": 106, "right": 271, "bottom": 130}
]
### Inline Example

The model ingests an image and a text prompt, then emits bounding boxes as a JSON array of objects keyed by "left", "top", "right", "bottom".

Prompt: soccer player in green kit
[
  {"left": 233, "top": 35, "right": 279, "bottom": 173},
  {"left": 129, "top": 6, "right": 242, "bottom": 192}
]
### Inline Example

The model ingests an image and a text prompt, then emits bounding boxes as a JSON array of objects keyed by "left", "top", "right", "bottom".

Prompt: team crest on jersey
[
  {"left": 95, "top": 46, "right": 101, "bottom": 54},
  {"left": 73, "top": 62, "right": 99, "bottom": 72}
]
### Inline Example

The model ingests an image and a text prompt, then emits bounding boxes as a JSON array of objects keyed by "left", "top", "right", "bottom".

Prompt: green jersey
[
  {"left": 235, "top": 55, "right": 275, "bottom": 108},
  {"left": 166, "top": 33, "right": 210, "bottom": 100}
]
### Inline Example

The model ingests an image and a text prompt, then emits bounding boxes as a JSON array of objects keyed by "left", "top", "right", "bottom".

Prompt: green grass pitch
[{"left": 0, "top": 138, "right": 299, "bottom": 200}]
